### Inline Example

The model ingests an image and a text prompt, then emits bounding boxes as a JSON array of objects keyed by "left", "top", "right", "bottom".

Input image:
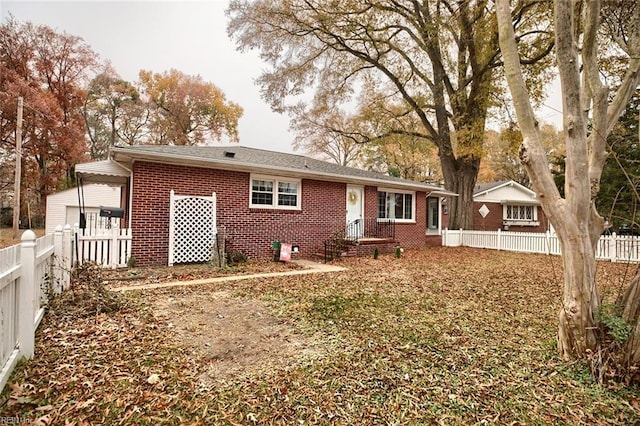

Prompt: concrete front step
[{"left": 316, "top": 238, "right": 399, "bottom": 262}]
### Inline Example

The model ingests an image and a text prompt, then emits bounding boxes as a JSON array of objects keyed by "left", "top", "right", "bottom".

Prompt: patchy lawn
[
  {"left": 0, "top": 227, "right": 45, "bottom": 249},
  {"left": 2, "top": 247, "right": 639, "bottom": 425}
]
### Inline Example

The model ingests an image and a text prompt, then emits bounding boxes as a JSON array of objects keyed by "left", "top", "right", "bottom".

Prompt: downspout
[{"left": 127, "top": 174, "right": 133, "bottom": 229}]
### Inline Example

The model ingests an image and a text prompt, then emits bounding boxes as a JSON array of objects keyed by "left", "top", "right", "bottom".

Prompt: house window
[
  {"left": 252, "top": 179, "right": 274, "bottom": 205},
  {"left": 378, "top": 190, "right": 415, "bottom": 222},
  {"left": 427, "top": 196, "right": 439, "bottom": 230},
  {"left": 504, "top": 204, "right": 537, "bottom": 223},
  {"left": 250, "top": 175, "right": 301, "bottom": 209}
]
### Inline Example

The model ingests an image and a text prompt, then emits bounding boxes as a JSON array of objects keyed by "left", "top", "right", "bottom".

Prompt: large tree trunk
[
  {"left": 441, "top": 153, "right": 479, "bottom": 230},
  {"left": 556, "top": 232, "right": 600, "bottom": 358},
  {"left": 622, "top": 267, "right": 640, "bottom": 367},
  {"left": 497, "top": 0, "right": 640, "bottom": 381}
]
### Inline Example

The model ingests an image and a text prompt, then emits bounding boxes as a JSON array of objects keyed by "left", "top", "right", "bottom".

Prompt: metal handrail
[
  {"left": 363, "top": 218, "right": 395, "bottom": 239},
  {"left": 324, "top": 219, "right": 396, "bottom": 262}
]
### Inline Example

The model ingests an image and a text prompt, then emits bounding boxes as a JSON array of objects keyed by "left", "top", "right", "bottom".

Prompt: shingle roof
[{"left": 110, "top": 145, "right": 454, "bottom": 194}]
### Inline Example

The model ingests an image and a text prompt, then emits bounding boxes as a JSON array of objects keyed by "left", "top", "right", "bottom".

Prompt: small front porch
[{"left": 323, "top": 218, "right": 398, "bottom": 262}]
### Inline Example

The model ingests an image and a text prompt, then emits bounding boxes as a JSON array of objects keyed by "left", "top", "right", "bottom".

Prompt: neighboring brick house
[
  {"left": 472, "top": 180, "right": 549, "bottom": 232},
  {"left": 75, "top": 145, "right": 454, "bottom": 267}
]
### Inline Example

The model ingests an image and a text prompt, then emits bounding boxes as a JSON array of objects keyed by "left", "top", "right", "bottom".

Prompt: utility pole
[{"left": 12, "top": 97, "right": 23, "bottom": 239}]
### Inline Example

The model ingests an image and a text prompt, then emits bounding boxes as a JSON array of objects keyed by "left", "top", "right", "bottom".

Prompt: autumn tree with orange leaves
[
  {"left": 83, "top": 67, "right": 147, "bottom": 160},
  {"left": 84, "top": 68, "right": 244, "bottom": 158},
  {"left": 0, "top": 17, "right": 97, "bottom": 222},
  {"left": 138, "top": 69, "right": 243, "bottom": 146}
]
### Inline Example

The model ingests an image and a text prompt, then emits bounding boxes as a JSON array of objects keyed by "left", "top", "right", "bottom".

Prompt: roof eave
[
  {"left": 500, "top": 199, "right": 540, "bottom": 206},
  {"left": 428, "top": 189, "right": 459, "bottom": 197},
  {"left": 474, "top": 180, "right": 537, "bottom": 198},
  {"left": 75, "top": 159, "right": 131, "bottom": 185}
]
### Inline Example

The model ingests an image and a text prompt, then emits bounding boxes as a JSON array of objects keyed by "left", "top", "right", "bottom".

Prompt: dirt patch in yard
[
  {"left": 98, "top": 259, "right": 326, "bottom": 386},
  {"left": 150, "top": 289, "right": 322, "bottom": 387}
]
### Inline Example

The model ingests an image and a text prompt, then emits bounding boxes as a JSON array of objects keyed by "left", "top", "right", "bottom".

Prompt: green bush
[{"left": 597, "top": 303, "right": 633, "bottom": 343}]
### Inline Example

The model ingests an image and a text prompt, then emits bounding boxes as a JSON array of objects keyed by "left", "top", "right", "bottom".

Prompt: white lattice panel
[{"left": 169, "top": 191, "right": 217, "bottom": 265}]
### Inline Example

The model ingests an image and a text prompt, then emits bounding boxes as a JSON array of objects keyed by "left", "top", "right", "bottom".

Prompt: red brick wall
[
  {"left": 131, "top": 161, "right": 350, "bottom": 266},
  {"left": 363, "top": 187, "right": 429, "bottom": 249},
  {"left": 472, "top": 201, "right": 548, "bottom": 232},
  {"left": 441, "top": 203, "right": 450, "bottom": 230},
  {"left": 130, "top": 161, "right": 438, "bottom": 265}
]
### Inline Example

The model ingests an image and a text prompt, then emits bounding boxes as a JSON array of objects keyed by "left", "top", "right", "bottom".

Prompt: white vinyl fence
[
  {"left": 0, "top": 222, "right": 133, "bottom": 392},
  {"left": 0, "top": 227, "right": 72, "bottom": 392},
  {"left": 442, "top": 229, "right": 640, "bottom": 263},
  {"left": 73, "top": 225, "right": 132, "bottom": 268}
]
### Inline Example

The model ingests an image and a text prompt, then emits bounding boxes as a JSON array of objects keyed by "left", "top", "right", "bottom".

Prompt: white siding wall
[
  {"left": 474, "top": 185, "right": 536, "bottom": 204},
  {"left": 45, "top": 184, "right": 121, "bottom": 233}
]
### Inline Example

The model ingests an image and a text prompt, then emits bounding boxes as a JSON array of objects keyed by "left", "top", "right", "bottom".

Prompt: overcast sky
[
  {"left": 1, "top": 0, "right": 298, "bottom": 153},
  {"left": 1, "top": 1, "right": 564, "bottom": 156}
]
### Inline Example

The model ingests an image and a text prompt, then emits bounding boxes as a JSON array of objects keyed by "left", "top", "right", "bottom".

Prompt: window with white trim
[
  {"left": 250, "top": 175, "right": 301, "bottom": 209},
  {"left": 503, "top": 204, "right": 537, "bottom": 223},
  {"left": 378, "top": 190, "right": 415, "bottom": 222}
]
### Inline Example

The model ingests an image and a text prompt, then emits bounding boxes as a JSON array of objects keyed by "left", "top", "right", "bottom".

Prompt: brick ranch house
[
  {"left": 75, "top": 145, "right": 455, "bottom": 267},
  {"left": 472, "top": 180, "right": 549, "bottom": 232}
]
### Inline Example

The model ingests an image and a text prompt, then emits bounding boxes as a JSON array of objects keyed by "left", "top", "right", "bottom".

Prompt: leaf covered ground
[{"left": 2, "top": 247, "right": 639, "bottom": 425}]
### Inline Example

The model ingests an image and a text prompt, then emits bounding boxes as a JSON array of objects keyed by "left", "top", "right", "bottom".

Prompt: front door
[{"left": 346, "top": 185, "right": 364, "bottom": 238}]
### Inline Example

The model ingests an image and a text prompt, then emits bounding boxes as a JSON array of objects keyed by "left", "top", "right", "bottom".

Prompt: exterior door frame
[
  {"left": 346, "top": 185, "right": 364, "bottom": 237},
  {"left": 426, "top": 195, "right": 441, "bottom": 235}
]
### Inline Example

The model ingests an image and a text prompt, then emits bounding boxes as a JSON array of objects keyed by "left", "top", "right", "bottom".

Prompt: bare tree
[
  {"left": 227, "top": 0, "right": 554, "bottom": 229},
  {"left": 290, "top": 104, "right": 364, "bottom": 166}
]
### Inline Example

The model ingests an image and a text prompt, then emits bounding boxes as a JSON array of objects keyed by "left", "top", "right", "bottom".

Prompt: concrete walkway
[{"left": 112, "top": 259, "right": 347, "bottom": 292}]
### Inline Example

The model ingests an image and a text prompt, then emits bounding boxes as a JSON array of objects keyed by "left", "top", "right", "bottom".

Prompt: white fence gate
[
  {"left": 442, "top": 229, "right": 640, "bottom": 263},
  {"left": 0, "top": 228, "right": 72, "bottom": 392},
  {"left": 74, "top": 226, "right": 132, "bottom": 268},
  {"left": 168, "top": 191, "right": 217, "bottom": 266}
]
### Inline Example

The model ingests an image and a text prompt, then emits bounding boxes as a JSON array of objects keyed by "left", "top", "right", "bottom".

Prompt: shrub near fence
[
  {"left": 442, "top": 229, "right": 640, "bottom": 263},
  {"left": 0, "top": 226, "right": 72, "bottom": 392}
]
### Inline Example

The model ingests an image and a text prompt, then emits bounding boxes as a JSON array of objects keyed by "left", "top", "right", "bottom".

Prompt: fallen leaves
[
  {"left": 146, "top": 374, "right": 162, "bottom": 385},
  {"left": 1, "top": 247, "right": 638, "bottom": 424}
]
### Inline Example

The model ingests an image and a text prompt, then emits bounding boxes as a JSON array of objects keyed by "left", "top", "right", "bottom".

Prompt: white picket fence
[
  {"left": 73, "top": 225, "right": 132, "bottom": 268},
  {"left": 0, "top": 223, "right": 133, "bottom": 392},
  {"left": 442, "top": 229, "right": 640, "bottom": 263},
  {"left": 0, "top": 227, "right": 72, "bottom": 392}
]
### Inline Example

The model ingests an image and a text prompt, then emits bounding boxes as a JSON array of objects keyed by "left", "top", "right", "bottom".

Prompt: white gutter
[{"left": 427, "top": 190, "right": 459, "bottom": 197}]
